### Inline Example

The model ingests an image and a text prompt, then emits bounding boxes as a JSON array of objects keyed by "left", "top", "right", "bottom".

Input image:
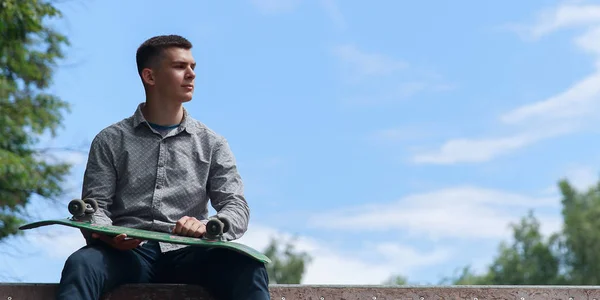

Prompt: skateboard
[{"left": 19, "top": 198, "right": 271, "bottom": 264}]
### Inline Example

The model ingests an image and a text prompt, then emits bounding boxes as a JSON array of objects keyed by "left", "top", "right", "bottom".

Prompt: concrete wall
[{"left": 2, "top": 283, "right": 600, "bottom": 299}]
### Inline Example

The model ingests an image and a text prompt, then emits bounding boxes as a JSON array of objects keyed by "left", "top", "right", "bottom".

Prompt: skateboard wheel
[
  {"left": 83, "top": 198, "right": 98, "bottom": 213},
  {"left": 218, "top": 216, "right": 230, "bottom": 233},
  {"left": 68, "top": 199, "right": 86, "bottom": 217},
  {"left": 206, "top": 218, "right": 224, "bottom": 238}
]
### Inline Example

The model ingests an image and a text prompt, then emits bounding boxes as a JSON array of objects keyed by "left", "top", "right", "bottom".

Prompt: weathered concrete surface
[
  {"left": 3, "top": 283, "right": 600, "bottom": 299},
  {"left": 270, "top": 285, "right": 600, "bottom": 299}
]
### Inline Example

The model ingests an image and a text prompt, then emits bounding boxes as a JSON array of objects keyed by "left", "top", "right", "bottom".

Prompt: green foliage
[
  {"left": 438, "top": 266, "right": 487, "bottom": 285},
  {"left": 263, "top": 236, "right": 312, "bottom": 284},
  {"left": 477, "top": 211, "right": 564, "bottom": 285},
  {"left": 558, "top": 179, "right": 600, "bottom": 284},
  {"left": 426, "top": 177, "right": 600, "bottom": 286},
  {"left": 382, "top": 274, "right": 408, "bottom": 286},
  {"left": 0, "top": 0, "right": 72, "bottom": 240}
]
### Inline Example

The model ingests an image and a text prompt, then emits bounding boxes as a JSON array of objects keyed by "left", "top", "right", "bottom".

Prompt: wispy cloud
[
  {"left": 249, "top": 0, "right": 346, "bottom": 30},
  {"left": 27, "top": 228, "right": 86, "bottom": 259},
  {"left": 412, "top": 124, "right": 576, "bottom": 164},
  {"left": 411, "top": 2, "right": 600, "bottom": 165},
  {"left": 36, "top": 149, "right": 88, "bottom": 167},
  {"left": 500, "top": 17, "right": 600, "bottom": 126},
  {"left": 371, "top": 125, "right": 435, "bottom": 144},
  {"left": 332, "top": 44, "right": 453, "bottom": 106},
  {"left": 544, "top": 164, "right": 600, "bottom": 194},
  {"left": 563, "top": 165, "right": 599, "bottom": 191},
  {"left": 501, "top": 72, "right": 600, "bottom": 125},
  {"left": 508, "top": 3, "right": 600, "bottom": 39},
  {"left": 540, "top": 164, "right": 599, "bottom": 197},
  {"left": 345, "top": 82, "right": 453, "bottom": 106},
  {"left": 237, "top": 224, "right": 451, "bottom": 284},
  {"left": 308, "top": 186, "right": 561, "bottom": 240},
  {"left": 249, "top": 0, "right": 300, "bottom": 14},
  {"left": 319, "top": 0, "right": 346, "bottom": 30},
  {"left": 332, "top": 44, "right": 407, "bottom": 78}
]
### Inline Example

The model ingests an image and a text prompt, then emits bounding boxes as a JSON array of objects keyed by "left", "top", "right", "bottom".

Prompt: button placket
[
  {"left": 157, "top": 139, "right": 167, "bottom": 186},
  {"left": 153, "top": 139, "right": 167, "bottom": 213}
]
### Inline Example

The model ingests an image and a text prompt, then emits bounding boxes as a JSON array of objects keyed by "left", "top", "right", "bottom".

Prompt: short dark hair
[{"left": 136, "top": 35, "right": 192, "bottom": 75}]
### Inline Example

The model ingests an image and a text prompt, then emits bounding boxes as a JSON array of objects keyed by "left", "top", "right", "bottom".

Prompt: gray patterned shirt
[{"left": 82, "top": 102, "right": 250, "bottom": 252}]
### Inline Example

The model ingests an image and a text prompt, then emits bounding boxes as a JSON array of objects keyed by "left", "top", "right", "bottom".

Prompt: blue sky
[{"left": 3, "top": 0, "right": 600, "bottom": 285}]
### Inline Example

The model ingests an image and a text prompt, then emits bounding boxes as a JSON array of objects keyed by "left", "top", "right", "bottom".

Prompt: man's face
[{"left": 151, "top": 47, "right": 196, "bottom": 103}]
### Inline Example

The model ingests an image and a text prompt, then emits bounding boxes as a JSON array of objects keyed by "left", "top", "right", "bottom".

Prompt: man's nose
[{"left": 186, "top": 68, "right": 195, "bottom": 79}]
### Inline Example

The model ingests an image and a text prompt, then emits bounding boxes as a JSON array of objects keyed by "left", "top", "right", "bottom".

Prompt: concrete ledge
[{"left": 3, "top": 283, "right": 600, "bottom": 299}]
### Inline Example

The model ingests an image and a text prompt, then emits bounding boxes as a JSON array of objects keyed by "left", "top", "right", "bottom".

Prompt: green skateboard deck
[{"left": 18, "top": 199, "right": 271, "bottom": 264}]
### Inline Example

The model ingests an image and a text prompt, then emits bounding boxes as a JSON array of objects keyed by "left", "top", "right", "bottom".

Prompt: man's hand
[
  {"left": 173, "top": 216, "right": 206, "bottom": 238},
  {"left": 90, "top": 232, "right": 143, "bottom": 250}
]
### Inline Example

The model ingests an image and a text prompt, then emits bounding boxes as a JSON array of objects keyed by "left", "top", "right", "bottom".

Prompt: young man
[{"left": 56, "top": 35, "right": 270, "bottom": 300}]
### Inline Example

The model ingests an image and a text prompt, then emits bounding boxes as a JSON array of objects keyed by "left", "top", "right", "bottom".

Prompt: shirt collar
[{"left": 133, "top": 102, "right": 198, "bottom": 134}]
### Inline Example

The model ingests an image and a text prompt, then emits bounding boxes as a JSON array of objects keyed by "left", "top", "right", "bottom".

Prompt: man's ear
[{"left": 141, "top": 68, "right": 155, "bottom": 86}]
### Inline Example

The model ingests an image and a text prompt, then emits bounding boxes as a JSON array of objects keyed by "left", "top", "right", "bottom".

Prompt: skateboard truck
[
  {"left": 203, "top": 216, "right": 230, "bottom": 241},
  {"left": 68, "top": 198, "right": 98, "bottom": 221}
]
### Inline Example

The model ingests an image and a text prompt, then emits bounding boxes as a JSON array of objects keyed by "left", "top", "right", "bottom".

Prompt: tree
[
  {"left": 433, "top": 177, "right": 600, "bottom": 286},
  {"left": 438, "top": 266, "right": 487, "bottom": 285},
  {"left": 480, "top": 211, "right": 564, "bottom": 285},
  {"left": 558, "top": 179, "right": 600, "bottom": 284},
  {"left": 0, "top": 0, "right": 72, "bottom": 241},
  {"left": 263, "top": 236, "right": 312, "bottom": 284},
  {"left": 382, "top": 274, "right": 408, "bottom": 286},
  {"left": 438, "top": 212, "right": 564, "bottom": 286}
]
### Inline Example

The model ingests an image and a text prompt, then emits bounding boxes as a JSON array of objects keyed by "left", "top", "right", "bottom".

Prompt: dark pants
[{"left": 56, "top": 241, "right": 270, "bottom": 300}]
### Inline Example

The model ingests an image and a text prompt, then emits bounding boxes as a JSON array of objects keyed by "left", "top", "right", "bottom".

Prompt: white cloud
[
  {"left": 412, "top": 124, "right": 576, "bottom": 164},
  {"left": 575, "top": 25, "right": 600, "bottom": 56},
  {"left": 27, "top": 228, "right": 86, "bottom": 259},
  {"left": 564, "top": 165, "right": 599, "bottom": 191},
  {"left": 503, "top": 3, "right": 600, "bottom": 126},
  {"left": 304, "top": 245, "right": 450, "bottom": 285},
  {"left": 500, "top": 72, "right": 600, "bottom": 125},
  {"left": 237, "top": 223, "right": 451, "bottom": 284},
  {"left": 412, "top": 2, "right": 600, "bottom": 165},
  {"left": 504, "top": 2, "right": 600, "bottom": 122},
  {"left": 540, "top": 164, "right": 599, "bottom": 200},
  {"left": 499, "top": 15, "right": 600, "bottom": 128},
  {"left": 36, "top": 149, "right": 88, "bottom": 167},
  {"left": 524, "top": 4, "right": 600, "bottom": 38},
  {"left": 308, "top": 186, "right": 561, "bottom": 240}
]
